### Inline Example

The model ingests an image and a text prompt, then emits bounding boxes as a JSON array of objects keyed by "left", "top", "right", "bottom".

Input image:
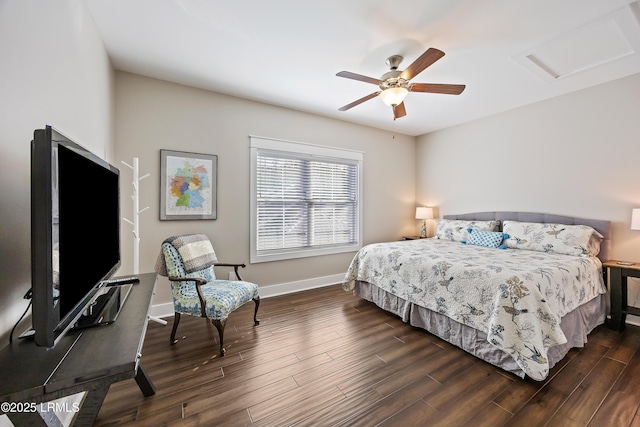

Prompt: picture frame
[{"left": 160, "top": 149, "right": 217, "bottom": 220}]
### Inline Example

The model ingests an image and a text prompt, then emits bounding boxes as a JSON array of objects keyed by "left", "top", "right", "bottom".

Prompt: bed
[{"left": 343, "top": 212, "right": 610, "bottom": 380}]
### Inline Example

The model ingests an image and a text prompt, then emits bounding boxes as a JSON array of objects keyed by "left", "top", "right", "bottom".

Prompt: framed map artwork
[{"left": 160, "top": 149, "right": 217, "bottom": 220}]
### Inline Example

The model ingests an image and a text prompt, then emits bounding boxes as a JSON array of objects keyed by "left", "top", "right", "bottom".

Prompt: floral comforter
[{"left": 342, "top": 238, "right": 606, "bottom": 380}]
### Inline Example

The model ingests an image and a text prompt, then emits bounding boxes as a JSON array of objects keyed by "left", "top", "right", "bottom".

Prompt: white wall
[
  {"left": 114, "top": 72, "right": 416, "bottom": 307},
  {"left": 0, "top": 0, "right": 114, "bottom": 342},
  {"left": 416, "top": 72, "right": 640, "bottom": 305}
]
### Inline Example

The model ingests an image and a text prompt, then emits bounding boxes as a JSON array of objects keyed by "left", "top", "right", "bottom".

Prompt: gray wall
[
  {"left": 415, "top": 72, "right": 640, "bottom": 307},
  {"left": 3, "top": 0, "right": 640, "bottom": 340},
  {"left": 114, "top": 72, "right": 416, "bottom": 309},
  {"left": 0, "top": 0, "right": 415, "bottom": 339},
  {"left": 0, "top": 0, "right": 114, "bottom": 342}
]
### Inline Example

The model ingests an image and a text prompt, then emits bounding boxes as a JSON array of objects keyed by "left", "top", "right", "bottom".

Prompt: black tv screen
[{"left": 31, "top": 126, "right": 121, "bottom": 348}]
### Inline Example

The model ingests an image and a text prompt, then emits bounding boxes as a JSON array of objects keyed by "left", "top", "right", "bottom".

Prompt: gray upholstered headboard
[{"left": 443, "top": 211, "right": 611, "bottom": 262}]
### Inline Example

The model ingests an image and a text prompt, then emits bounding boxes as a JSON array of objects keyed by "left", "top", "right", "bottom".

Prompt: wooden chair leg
[
  {"left": 170, "top": 312, "right": 181, "bottom": 345},
  {"left": 211, "top": 318, "right": 227, "bottom": 356},
  {"left": 253, "top": 296, "right": 260, "bottom": 325}
]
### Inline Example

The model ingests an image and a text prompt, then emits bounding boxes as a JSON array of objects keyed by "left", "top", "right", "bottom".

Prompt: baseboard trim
[
  {"left": 258, "top": 273, "right": 345, "bottom": 298},
  {"left": 149, "top": 303, "right": 174, "bottom": 320},
  {"left": 148, "top": 273, "right": 345, "bottom": 319},
  {"left": 627, "top": 314, "right": 640, "bottom": 327}
]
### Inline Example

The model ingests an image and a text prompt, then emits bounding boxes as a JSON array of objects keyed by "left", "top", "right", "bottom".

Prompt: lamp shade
[
  {"left": 415, "top": 207, "right": 433, "bottom": 220},
  {"left": 632, "top": 208, "right": 640, "bottom": 230},
  {"left": 380, "top": 87, "right": 408, "bottom": 106}
]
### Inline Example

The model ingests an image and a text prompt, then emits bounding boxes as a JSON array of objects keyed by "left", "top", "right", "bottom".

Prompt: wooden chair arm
[
  {"left": 213, "top": 263, "right": 247, "bottom": 281},
  {"left": 168, "top": 276, "right": 207, "bottom": 285},
  {"left": 168, "top": 276, "right": 208, "bottom": 317},
  {"left": 214, "top": 262, "right": 246, "bottom": 268}
]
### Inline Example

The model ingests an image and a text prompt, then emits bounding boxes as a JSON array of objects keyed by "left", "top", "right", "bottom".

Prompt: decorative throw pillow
[
  {"left": 463, "top": 228, "right": 509, "bottom": 249},
  {"left": 502, "top": 221, "right": 604, "bottom": 257},
  {"left": 435, "top": 219, "right": 500, "bottom": 242}
]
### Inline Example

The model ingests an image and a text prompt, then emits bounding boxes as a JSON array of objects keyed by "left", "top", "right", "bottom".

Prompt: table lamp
[{"left": 415, "top": 207, "right": 433, "bottom": 238}]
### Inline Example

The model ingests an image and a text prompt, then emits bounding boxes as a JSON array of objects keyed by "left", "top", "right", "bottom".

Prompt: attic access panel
[{"left": 513, "top": 3, "right": 640, "bottom": 81}]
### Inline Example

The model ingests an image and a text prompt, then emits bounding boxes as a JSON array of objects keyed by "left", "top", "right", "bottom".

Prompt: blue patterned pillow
[{"left": 463, "top": 228, "right": 508, "bottom": 249}]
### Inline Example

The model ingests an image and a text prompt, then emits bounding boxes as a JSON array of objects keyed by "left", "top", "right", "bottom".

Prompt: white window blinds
[{"left": 250, "top": 136, "right": 362, "bottom": 263}]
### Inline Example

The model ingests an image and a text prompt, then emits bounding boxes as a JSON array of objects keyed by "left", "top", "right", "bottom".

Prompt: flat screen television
[{"left": 31, "top": 125, "right": 121, "bottom": 348}]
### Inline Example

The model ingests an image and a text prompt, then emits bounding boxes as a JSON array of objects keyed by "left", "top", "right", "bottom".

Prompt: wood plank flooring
[{"left": 95, "top": 285, "right": 640, "bottom": 426}]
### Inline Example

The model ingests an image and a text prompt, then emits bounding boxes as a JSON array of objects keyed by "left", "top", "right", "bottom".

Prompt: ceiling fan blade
[
  {"left": 409, "top": 83, "right": 466, "bottom": 95},
  {"left": 336, "top": 71, "right": 382, "bottom": 85},
  {"left": 400, "top": 48, "right": 445, "bottom": 81},
  {"left": 338, "top": 92, "right": 381, "bottom": 111},
  {"left": 393, "top": 102, "right": 407, "bottom": 119}
]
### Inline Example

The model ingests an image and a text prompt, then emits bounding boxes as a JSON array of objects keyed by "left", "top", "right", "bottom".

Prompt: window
[{"left": 250, "top": 136, "right": 362, "bottom": 263}]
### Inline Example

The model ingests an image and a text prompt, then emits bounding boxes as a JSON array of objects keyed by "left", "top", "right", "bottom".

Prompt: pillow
[
  {"left": 463, "top": 228, "right": 509, "bottom": 249},
  {"left": 502, "top": 221, "right": 604, "bottom": 257},
  {"left": 435, "top": 219, "right": 500, "bottom": 242},
  {"left": 587, "top": 232, "right": 604, "bottom": 257}
]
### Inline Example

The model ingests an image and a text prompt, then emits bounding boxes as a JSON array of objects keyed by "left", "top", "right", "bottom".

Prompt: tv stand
[
  {"left": 73, "top": 282, "right": 132, "bottom": 330},
  {"left": 0, "top": 273, "right": 157, "bottom": 427}
]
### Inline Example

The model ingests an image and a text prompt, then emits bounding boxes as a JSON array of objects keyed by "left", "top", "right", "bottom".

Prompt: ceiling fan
[{"left": 337, "top": 48, "right": 466, "bottom": 119}]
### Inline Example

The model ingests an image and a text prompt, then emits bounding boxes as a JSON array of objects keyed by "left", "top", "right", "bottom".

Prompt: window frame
[{"left": 250, "top": 135, "right": 363, "bottom": 263}]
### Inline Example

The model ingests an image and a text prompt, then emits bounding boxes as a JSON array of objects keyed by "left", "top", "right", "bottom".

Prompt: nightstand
[{"left": 602, "top": 260, "right": 640, "bottom": 331}]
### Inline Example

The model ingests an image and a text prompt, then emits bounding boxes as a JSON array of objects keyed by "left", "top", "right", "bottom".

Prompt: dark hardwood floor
[{"left": 95, "top": 285, "right": 640, "bottom": 426}]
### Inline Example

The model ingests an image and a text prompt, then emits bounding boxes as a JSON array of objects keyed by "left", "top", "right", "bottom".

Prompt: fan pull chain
[{"left": 392, "top": 117, "right": 396, "bottom": 139}]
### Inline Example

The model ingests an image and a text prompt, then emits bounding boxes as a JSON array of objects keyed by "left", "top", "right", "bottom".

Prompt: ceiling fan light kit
[
  {"left": 337, "top": 48, "right": 466, "bottom": 119},
  {"left": 380, "top": 87, "right": 408, "bottom": 106}
]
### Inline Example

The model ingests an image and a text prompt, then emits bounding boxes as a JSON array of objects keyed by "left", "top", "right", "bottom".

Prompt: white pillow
[
  {"left": 502, "top": 221, "right": 603, "bottom": 257},
  {"left": 435, "top": 219, "right": 500, "bottom": 242}
]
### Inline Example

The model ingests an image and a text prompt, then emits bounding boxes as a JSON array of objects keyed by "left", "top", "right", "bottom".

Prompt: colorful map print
[{"left": 165, "top": 156, "right": 212, "bottom": 216}]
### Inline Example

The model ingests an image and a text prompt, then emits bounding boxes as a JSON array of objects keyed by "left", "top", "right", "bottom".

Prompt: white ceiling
[{"left": 85, "top": 0, "right": 640, "bottom": 136}]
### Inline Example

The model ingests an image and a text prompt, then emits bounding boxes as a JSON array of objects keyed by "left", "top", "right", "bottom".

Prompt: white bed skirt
[{"left": 353, "top": 280, "right": 606, "bottom": 379}]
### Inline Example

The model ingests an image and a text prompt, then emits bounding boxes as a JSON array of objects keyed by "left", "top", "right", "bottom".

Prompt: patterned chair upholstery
[{"left": 155, "top": 234, "right": 260, "bottom": 356}]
